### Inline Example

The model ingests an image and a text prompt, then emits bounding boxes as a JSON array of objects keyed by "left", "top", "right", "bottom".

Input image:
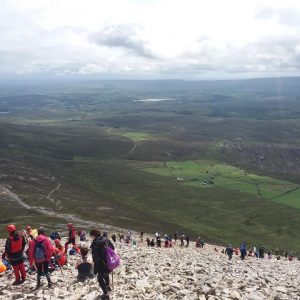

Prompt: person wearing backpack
[
  {"left": 65, "top": 223, "right": 76, "bottom": 254},
  {"left": 90, "top": 229, "right": 115, "bottom": 300},
  {"left": 3, "top": 224, "right": 26, "bottom": 285},
  {"left": 29, "top": 227, "right": 53, "bottom": 288}
]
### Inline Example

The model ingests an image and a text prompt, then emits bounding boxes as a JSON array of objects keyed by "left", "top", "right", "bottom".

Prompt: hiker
[
  {"left": 90, "top": 229, "right": 115, "bottom": 300},
  {"left": 268, "top": 251, "right": 272, "bottom": 259},
  {"left": 240, "top": 242, "right": 247, "bottom": 260},
  {"left": 54, "top": 239, "right": 64, "bottom": 254},
  {"left": 80, "top": 230, "right": 87, "bottom": 242},
  {"left": 156, "top": 235, "right": 162, "bottom": 248},
  {"left": 259, "top": 246, "right": 265, "bottom": 259},
  {"left": 50, "top": 231, "right": 61, "bottom": 241},
  {"left": 75, "top": 246, "right": 94, "bottom": 282},
  {"left": 195, "top": 238, "right": 200, "bottom": 248},
  {"left": 185, "top": 235, "right": 190, "bottom": 247},
  {"left": 174, "top": 232, "right": 178, "bottom": 243},
  {"left": 225, "top": 244, "right": 234, "bottom": 260},
  {"left": 65, "top": 223, "right": 76, "bottom": 254},
  {"left": 25, "top": 226, "right": 38, "bottom": 240},
  {"left": 4, "top": 224, "right": 26, "bottom": 285},
  {"left": 200, "top": 238, "right": 205, "bottom": 248},
  {"left": 140, "top": 232, "right": 144, "bottom": 242},
  {"left": 150, "top": 239, "right": 155, "bottom": 247},
  {"left": 111, "top": 234, "right": 117, "bottom": 243},
  {"left": 164, "top": 235, "right": 169, "bottom": 248},
  {"left": 180, "top": 235, "right": 184, "bottom": 247},
  {"left": 146, "top": 237, "right": 150, "bottom": 247},
  {"left": 29, "top": 227, "right": 53, "bottom": 288},
  {"left": 53, "top": 240, "right": 67, "bottom": 267}
]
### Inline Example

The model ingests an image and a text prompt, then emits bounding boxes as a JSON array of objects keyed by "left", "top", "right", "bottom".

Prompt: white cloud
[{"left": 1, "top": 0, "right": 300, "bottom": 79}]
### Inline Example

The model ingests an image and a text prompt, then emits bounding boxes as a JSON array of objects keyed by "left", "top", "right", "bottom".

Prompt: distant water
[
  {"left": 0, "top": 111, "right": 11, "bottom": 114},
  {"left": 134, "top": 98, "right": 173, "bottom": 102}
]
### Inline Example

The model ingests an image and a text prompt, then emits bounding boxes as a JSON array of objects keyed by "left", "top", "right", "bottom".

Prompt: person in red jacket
[
  {"left": 29, "top": 227, "right": 53, "bottom": 288},
  {"left": 65, "top": 223, "right": 76, "bottom": 254},
  {"left": 3, "top": 224, "right": 26, "bottom": 285}
]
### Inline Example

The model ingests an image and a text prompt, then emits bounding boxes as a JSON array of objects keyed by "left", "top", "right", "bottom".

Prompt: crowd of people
[
  {"left": 1, "top": 223, "right": 117, "bottom": 300},
  {"left": 1, "top": 224, "right": 297, "bottom": 300}
]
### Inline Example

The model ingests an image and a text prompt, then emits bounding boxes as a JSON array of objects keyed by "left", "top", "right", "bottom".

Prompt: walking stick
[{"left": 54, "top": 255, "right": 64, "bottom": 276}]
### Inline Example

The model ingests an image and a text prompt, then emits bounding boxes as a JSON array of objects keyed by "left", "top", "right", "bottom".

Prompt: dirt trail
[
  {"left": 0, "top": 184, "right": 123, "bottom": 232},
  {"left": 0, "top": 186, "right": 31, "bottom": 209},
  {"left": 128, "top": 141, "right": 137, "bottom": 157},
  {"left": 46, "top": 183, "right": 61, "bottom": 203}
]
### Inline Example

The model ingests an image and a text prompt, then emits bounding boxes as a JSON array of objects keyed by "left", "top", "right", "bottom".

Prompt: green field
[
  {"left": 2, "top": 78, "right": 300, "bottom": 252},
  {"left": 142, "top": 160, "right": 300, "bottom": 207}
]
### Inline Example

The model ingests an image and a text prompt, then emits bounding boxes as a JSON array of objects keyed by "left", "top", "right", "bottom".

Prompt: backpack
[
  {"left": 34, "top": 240, "right": 46, "bottom": 263},
  {"left": 105, "top": 246, "right": 120, "bottom": 272}
]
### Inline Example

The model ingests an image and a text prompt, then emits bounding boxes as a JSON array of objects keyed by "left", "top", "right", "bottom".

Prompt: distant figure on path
[
  {"left": 240, "top": 242, "right": 247, "bottom": 260},
  {"left": 174, "top": 232, "right": 178, "bottom": 243},
  {"left": 185, "top": 235, "right": 190, "bottom": 247},
  {"left": 180, "top": 235, "right": 185, "bottom": 247},
  {"left": 259, "top": 246, "right": 265, "bottom": 259},
  {"left": 146, "top": 237, "right": 150, "bottom": 247},
  {"left": 225, "top": 244, "right": 233, "bottom": 260},
  {"left": 140, "top": 232, "right": 144, "bottom": 242}
]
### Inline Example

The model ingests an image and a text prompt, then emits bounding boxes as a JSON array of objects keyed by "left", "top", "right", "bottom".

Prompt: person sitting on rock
[
  {"left": 3, "top": 224, "right": 27, "bottom": 285},
  {"left": 75, "top": 246, "right": 94, "bottom": 282},
  {"left": 29, "top": 227, "right": 53, "bottom": 288},
  {"left": 65, "top": 223, "right": 76, "bottom": 254},
  {"left": 53, "top": 239, "right": 67, "bottom": 267},
  {"left": 195, "top": 238, "right": 201, "bottom": 248},
  {"left": 90, "top": 229, "right": 115, "bottom": 300},
  {"left": 225, "top": 244, "right": 233, "bottom": 260}
]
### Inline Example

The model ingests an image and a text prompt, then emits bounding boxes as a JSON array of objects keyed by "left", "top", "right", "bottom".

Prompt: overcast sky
[{"left": 1, "top": 0, "right": 300, "bottom": 80}]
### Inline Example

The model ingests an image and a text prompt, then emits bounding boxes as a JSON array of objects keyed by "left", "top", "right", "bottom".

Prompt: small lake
[{"left": 133, "top": 98, "right": 174, "bottom": 102}]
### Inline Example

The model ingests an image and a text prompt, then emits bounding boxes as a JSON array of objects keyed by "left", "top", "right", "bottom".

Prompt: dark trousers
[
  {"left": 36, "top": 261, "right": 51, "bottom": 285},
  {"left": 97, "top": 272, "right": 109, "bottom": 294}
]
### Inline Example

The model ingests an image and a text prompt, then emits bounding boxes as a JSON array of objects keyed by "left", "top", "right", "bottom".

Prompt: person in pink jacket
[{"left": 29, "top": 227, "right": 53, "bottom": 288}]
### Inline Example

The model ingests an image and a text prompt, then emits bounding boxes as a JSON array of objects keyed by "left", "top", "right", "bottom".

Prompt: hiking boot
[
  {"left": 12, "top": 281, "right": 22, "bottom": 286},
  {"left": 100, "top": 294, "right": 110, "bottom": 300}
]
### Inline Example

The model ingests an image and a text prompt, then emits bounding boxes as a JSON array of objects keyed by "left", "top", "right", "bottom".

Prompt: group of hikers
[
  {"left": 1, "top": 223, "right": 119, "bottom": 300},
  {"left": 223, "top": 242, "right": 296, "bottom": 261},
  {"left": 1, "top": 224, "right": 298, "bottom": 299}
]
